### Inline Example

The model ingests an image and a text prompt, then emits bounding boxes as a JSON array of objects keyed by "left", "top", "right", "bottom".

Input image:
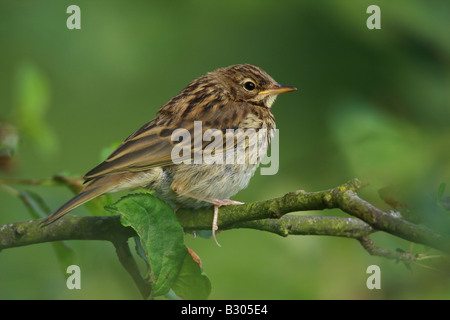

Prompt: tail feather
[
  {"left": 41, "top": 184, "right": 108, "bottom": 226},
  {"left": 41, "top": 171, "right": 145, "bottom": 226}
]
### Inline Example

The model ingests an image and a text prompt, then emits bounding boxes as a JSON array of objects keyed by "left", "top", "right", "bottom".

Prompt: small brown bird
[{"left": 42, "top": 64, "right": 296, "bottom": 245}]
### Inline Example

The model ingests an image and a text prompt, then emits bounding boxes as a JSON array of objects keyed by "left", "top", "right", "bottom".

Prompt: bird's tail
[{"left": 40, "top": 179, "right": 111, "bottom": 226}]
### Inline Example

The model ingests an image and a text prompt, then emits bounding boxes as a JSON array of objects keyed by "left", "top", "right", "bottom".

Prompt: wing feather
[{"left": 83, "top": 101, "right": 269, "bottom": 181}]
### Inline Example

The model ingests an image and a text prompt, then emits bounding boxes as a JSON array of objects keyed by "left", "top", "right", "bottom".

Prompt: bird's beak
[{"left": 258, "top": 84, "right": 297, "bottom": 96}]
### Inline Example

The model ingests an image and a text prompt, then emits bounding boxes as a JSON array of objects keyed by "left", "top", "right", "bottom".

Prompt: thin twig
[{"left": 112, "top": 239, "right": 152, "bottom": 299}]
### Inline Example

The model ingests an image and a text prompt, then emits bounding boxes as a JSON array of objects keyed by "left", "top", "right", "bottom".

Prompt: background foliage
[{"left": 0, "top": 0, "right": 449, "bottom": 299}]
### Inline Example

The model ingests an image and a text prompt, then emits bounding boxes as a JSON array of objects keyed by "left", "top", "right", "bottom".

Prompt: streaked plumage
[{"left": 41, "top": 64, "right": 296, "bottom": 246}]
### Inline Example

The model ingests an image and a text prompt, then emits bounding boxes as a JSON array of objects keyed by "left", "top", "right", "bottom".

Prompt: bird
[{"left": 41, "top": 64, "right": 296, "bottom": 246}]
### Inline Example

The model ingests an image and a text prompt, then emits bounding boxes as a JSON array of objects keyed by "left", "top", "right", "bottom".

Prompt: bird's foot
[{"left": 205, "top": 198, "right": 245, "bottom": 247}]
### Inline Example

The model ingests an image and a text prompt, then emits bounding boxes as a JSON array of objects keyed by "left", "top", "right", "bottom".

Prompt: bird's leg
[
  {"left": 171, "top": 183, "right": 244, "bottom": 246},
  {"left": 204, "top": 198, "right": 245, "bottom": 247}
]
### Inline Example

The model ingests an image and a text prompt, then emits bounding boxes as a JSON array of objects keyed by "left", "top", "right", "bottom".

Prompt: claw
[
  {"left": 212, "top": 205, "right": 221, "bottom": 247},
  {"left": 206, "top": 198, "right": 245, "bottom": 247}
]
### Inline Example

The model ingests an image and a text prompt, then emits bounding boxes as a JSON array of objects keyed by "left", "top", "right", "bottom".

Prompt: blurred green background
[{"left": 1, "top": 0, "right": 449, "bottom": 299}]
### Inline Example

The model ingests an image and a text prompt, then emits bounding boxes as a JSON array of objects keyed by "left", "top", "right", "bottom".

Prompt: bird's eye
[{"left": 243, "top": 80, "right": 256, "bottom": 91}]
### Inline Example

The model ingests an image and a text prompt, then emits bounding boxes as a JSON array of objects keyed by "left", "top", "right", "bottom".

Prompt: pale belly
[{"left": 152, "top": 162, "right": 259, "bottom": 209}]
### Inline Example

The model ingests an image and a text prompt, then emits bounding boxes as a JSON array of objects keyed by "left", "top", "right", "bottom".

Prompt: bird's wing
[
  {"left": 83, "top": 116, "right": 192, "bottom": 180},
  {"left": 83, "top": 102, "right": 259, "bottom": 181}
]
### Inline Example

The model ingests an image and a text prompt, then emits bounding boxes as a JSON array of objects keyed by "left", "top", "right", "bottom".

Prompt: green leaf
[
  {"left": 106, "top": 193, "right": 187, "bottom": 297},
  {"left": 171, "top": 248, "right": 211, "bottom": 300}
]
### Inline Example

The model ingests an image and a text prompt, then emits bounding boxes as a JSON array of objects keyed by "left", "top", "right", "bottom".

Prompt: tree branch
[
  {"left": 232, "top": 215, "right": 374, "bottom": 238},
  {"left": 0, "top": 215, "right": 135, "bottom": 249},
  {"left": 3, "top": 178, "right": 449, "bottom": 297},
  {"left": 1, "top": 179, "right": 449, "bottom": 264},
  {"left": 176, "top": 179, "right": 450, "bottom": 254}
]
